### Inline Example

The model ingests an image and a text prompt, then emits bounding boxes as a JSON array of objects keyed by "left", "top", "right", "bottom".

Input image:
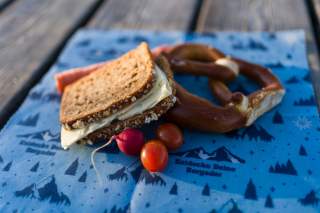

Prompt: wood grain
[
  {"left": 197, "top": 0, "right": 320, "bottom": 109},
  {"left": 89, "top": 0, "right": 198, "bottom": 30},
  {"left": 0, "top": 0, "right": 101, "bottom": 126}
]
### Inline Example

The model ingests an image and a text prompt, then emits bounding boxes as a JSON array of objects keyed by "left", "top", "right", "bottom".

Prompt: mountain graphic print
[{"left": 0, "top": 30, "right": 318, "bottom": 212}]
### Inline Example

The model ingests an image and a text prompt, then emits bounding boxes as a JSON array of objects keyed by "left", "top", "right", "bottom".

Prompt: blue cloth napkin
[{"left": 0, "top": 29, "right": 319, "bottom": 213}]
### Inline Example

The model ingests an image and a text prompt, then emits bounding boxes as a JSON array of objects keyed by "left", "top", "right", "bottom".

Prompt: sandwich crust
[
  {"left": 60, "top": 42, "right": 155, "bottom": 129},
  {"left": 86, "top": 56, "right": 176, "bottom": 141}
]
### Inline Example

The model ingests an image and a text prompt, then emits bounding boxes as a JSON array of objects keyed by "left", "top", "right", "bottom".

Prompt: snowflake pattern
[{"left": 293, "top": 116, "right": 312, "bottom": 130}]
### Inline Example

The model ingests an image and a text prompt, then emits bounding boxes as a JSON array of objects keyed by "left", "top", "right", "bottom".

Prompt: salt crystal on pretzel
[{"left": 214, "top": 56, "right": 239, "bottom": 76}]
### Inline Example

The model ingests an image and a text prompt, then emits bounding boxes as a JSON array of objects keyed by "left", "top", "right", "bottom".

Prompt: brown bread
[
  {"left": 60, "top": 42, "right": 154, "bottom": 129},
  {"left": 86, "top": 55, "right": 176, "bottom": 142}
]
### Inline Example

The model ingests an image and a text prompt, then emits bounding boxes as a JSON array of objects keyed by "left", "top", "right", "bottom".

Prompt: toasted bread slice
[
  {"left": 60, "top": 42, "right": 154, "bottom": 129},
  {"left": 86, "top": 56, "right": 176, "bottom": 141}
]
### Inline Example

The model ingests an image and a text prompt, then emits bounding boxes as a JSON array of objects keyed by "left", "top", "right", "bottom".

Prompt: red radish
[
  {"left": 91, "top": 128, "right": 145, "bottom": 185},
  {"left": 115, "top": 128, "right": 145, "bottom": 156}
]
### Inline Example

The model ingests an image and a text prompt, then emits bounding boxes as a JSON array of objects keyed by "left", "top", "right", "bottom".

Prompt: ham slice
[
  {"left": 151, "top": 45, "right": 173, "bottom": 58},
  {"left": 54, "top": 45, "right": 173, "bottom": 94}
]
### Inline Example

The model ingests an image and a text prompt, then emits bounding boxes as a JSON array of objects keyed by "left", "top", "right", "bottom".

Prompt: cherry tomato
[
  {"left": 140, "top": 140, "right": 168, "bottom": 172},
  {"left": 156, "top": 123, "right": 183, "bottom": 151}
]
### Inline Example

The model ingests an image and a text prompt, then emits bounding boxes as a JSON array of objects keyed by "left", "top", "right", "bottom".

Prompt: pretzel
[{"left": 161, "top": 44, "right": 285, "bottom": 132}]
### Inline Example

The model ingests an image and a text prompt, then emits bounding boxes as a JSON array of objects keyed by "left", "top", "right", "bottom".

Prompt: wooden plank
[
  {"left": 196, "top": 0, "right": 320, "bottom": 109},
  {"left": 0, "top": 0, "right": 102, "bottom": 127},
  {"left": 89, "top": 0, "right": 198, "bottom": 31},
  {"left": 197, "top": 0, "right": 310, "bottom": 31}
]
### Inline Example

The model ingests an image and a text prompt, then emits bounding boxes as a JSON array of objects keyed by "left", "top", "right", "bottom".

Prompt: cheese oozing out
[{"left": 61, "top": 65, "right": 173, "bottom": 149}]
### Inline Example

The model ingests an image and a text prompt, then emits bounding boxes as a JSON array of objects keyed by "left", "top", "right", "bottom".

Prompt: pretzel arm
[
  {"left": 165, "top": 83, "right": 247, "bottom": 133},
  {"left": 170, "top": 59, "right": 237, "bottom": 81}
]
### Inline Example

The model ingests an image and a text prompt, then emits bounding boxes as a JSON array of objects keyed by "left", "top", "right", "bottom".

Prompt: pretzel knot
[{"left": 157, "top": 43, "right": 285, "bottom": 133}]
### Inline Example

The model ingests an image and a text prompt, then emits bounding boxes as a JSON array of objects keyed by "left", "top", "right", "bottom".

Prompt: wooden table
[{"left": 1, "top": 0, "right": 320, "bottom": 128}]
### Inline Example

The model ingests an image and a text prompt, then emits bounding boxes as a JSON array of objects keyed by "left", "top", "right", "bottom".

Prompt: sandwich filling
[{"left": 61, "top": 65, "right": 172, "bottom": 149}]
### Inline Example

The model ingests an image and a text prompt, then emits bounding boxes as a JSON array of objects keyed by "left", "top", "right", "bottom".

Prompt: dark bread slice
[
  {"left": 60, "top": 42, "right": 154, "bottom": 129},
  {"left": 86, "top": 56, "right": 176, "bottom": 142}
]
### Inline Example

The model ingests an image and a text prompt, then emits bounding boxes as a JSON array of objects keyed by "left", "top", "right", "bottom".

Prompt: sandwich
[{"left": 60, "top": 43, "right": 176, "bottom": 149}]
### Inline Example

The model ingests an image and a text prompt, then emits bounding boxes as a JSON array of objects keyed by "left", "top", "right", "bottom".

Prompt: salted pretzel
[{"left": 160, "top": 44, "right": 285, "bottom": 132}]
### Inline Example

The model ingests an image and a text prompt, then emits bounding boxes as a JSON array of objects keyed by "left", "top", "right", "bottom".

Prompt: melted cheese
[{"left": 61, "top": 66, "right": 172, "bottom": 149}]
